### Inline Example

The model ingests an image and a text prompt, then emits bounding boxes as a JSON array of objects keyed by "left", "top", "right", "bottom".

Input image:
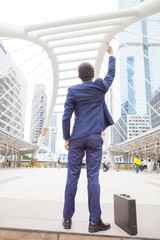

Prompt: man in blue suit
[{"left": 62, "top": 41, "right": 116, "bottom": 233}]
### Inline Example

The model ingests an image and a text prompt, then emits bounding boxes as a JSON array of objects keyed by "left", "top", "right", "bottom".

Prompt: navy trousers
[{"left": 63, "top": 133, "right": 103, "bottom": 222}]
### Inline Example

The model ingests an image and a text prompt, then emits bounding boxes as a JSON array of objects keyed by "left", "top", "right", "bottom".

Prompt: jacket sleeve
[
  {"left": 101, "top": 56, "right": 116, "bottom": 92},
  {"left": 62, "top": 88, "right": 74, "bottom": 140}
]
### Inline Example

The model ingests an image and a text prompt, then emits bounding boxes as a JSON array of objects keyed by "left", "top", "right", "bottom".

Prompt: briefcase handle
[{"left": 120, "top": 194, "right": 130, "bottom": 198}]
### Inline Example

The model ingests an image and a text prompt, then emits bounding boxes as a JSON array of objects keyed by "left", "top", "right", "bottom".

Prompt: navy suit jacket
[{"left": 62, "top": 56, "right": 116, "bottom": 140}]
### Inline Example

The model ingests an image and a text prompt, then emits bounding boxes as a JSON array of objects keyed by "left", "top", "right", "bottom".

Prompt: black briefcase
[{"left": 114, "top": 194, "right": 137, "bottom": 235}]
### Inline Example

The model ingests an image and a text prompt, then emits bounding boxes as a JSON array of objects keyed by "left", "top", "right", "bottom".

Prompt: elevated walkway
[
  {"left": 0, "top": 127, "right": 38, "bottom": 155},
  {"left": 109, "top": 125, "right": 160, "bottom": 156},
  {"left": 0, "top": 168, "right": 160, "bottom": 240}
]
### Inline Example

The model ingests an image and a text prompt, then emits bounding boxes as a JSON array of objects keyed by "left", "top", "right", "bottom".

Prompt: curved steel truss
[{"left": 0, "top": 0, "right": 160, "bottom": 158}]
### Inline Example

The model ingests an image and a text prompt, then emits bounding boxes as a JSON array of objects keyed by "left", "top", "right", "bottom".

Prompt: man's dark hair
[{"left": 78, "top": 62, "right": 94, "bottom": 81}]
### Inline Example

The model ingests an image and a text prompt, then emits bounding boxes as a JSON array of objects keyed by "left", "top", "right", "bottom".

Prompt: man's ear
[
  {"left": 92, "top": 73, "right": 95, "bottom": 79},
  {"left": 78, "top": 75, "right": 81, "bottom": 79}
]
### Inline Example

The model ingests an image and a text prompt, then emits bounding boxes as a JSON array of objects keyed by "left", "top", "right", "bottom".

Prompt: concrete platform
[{"left": 0, "top": 168, "right": 160, "bottom": 240}]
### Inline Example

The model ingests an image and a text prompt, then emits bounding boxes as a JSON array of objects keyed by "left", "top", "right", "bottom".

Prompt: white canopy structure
[{"left": 0, "top": 0, "right": 160, "bottom": 164}]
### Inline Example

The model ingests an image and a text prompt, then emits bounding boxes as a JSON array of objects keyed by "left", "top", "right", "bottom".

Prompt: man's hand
[
  {"left": 106, "top": 41, "right": 113, "bottom": 55},
  {"left": 64, "top": 139, "right": 70, "bottom": 151}
]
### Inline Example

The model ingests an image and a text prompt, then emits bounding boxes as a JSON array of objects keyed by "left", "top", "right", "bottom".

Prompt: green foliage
[
  {"left": 23, "top": 154, "right": 31, "bottom": 160},
  {"left": 119, "top": 166, "right": 125, "bottom": 169},
  {"left": 27, "top": 164, "right": 41, "bottom": 168}
]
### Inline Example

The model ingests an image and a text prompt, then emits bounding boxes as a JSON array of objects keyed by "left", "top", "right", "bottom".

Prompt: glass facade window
[
  {"left": 127, "top": 56, "right": 136, "bottom": 115},
  {"left": 150, "top": 91, "right": 160, "bottom": 128},
  {"left": 0, "top": 42, "right": 27, "bottom": 138},
  {"left": 30, "top": 85, "right": 47, "bottom": 144},
  {"left": 115, "top": 0, "right": 160, "bottom": 144}
]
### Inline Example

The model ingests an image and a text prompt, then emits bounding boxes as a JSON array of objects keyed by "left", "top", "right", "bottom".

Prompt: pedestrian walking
[
  {"left": 147, "top": 159, "right": 153, "bottom": 172},
  {"left": 103, "top": 161, "right": 109, "bottom": 172},
  {"left": 6, "top": 159, "right": 9, "bottom": 167},
  {"left": 153, "top": 160, "right": 157, "bottom": 171},
  {"left": 134, "top": 156, "right": 141, "bottom": 173},
  {"left": 57, "top": 157, "right": 60, "bottom": 169},
  {"left": 143, "top": 159, "right": 147, "bottom": 170},
  {"left": 158, "top": 159, "right": 160, "bottom": 172},
  {"left": 62, "top": 41, "right": 115, "bottom": 232}
]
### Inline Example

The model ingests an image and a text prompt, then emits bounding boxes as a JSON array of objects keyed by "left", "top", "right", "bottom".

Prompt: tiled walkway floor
[{"left": 0, "top": 168, "right": 160, "bottom": 239}]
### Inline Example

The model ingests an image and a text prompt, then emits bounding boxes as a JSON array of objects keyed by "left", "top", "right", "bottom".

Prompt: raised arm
[
  {"left": 93, "top": 41, "right": 116, "bottom": 92},
  {"left": 102, "top": 41, "right": 116, "bottom": 91},
  {"left": 106, "top": 41, "right": 113, "bottom": 55}
]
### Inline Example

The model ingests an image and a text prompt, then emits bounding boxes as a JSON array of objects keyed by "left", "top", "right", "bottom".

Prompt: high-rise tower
[
  {"left": 49, "top": 114, "right": 58, "bottom": 153},
  {"left": 114, "top": 0, "right": 160, "bottom": 144},
  {"left": 0, "top": 42, "right": 27, "bottom": 138},
  {"left": 30, "top": 85, "right": 47, "bottom": 144},
  {"left": 118, "top": 0, "right": 160, "bottom": 115}
]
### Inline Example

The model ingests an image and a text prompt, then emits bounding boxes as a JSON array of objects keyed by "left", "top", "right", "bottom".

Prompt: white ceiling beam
[
  {"left": 59, "top": 66, "right": 78, "bottom": 72},
  {"left": 58, "top": 85, "right": 70, "bottom": 89},
  {"left": 55, "top": 46, "right": 98, "bottom": 56},
  {"left": 55, "top": 103, "right": 64, "bottom": 105},
  {"left": 24, "top": 8, "right": 138, "bottom": 32},
  {"left": 37, "top": 19, "right": 122, "bottom": 37},
  {"left": 58, "top": 56, "right": 95, "bottom": 64},
  {"left": 137, "top": 0, "right": 160, "bottom": 19},
  {"left": 49, "top": 39, "right": 102, "bottom": 48},
  {"left": 53, "top": 111, "right": 63, "bottom": 114},
  {"left": 59, "top": 76, "right": 77, "bottom": 81},
  {"left": 57, "top": 94, "right": 66, "bottom": 97},
  {"left": 45, "top": 27, "right": 112, "bottom": 43}
]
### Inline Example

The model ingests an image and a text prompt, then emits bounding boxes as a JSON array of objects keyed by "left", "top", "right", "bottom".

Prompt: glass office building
[
  {"left": 49, "top": 114, "right": 58, "bottom": 153},
  {"left": 113, "top": 115, "right": 150, "bottom": 145},
  {"left": 118, "top": 0, "right": 160, "bottom": 116},
  {"left": 114, "top": 0, "right": 160, "bottom": 144},
  {"left": 30, "top": 85, "right": 47, "bottom": 144},
  {"left": 0, "top": 42, "right": 27, "bottom": 138},
  {"left": 150, "top": 91, "right": 160, "bottom": 128}
]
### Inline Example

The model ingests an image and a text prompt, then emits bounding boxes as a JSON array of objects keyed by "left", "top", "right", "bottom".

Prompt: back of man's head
[{"left": 78, "top": 62, "right": 94, "bottom": 81}]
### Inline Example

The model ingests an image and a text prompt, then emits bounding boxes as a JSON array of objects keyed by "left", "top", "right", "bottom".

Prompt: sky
[
  {"left": 0, "top": 0, "right": 118, "bottom": 154},
  {"left": 0, "top": 0, "right": 117, "bottom": 25}
]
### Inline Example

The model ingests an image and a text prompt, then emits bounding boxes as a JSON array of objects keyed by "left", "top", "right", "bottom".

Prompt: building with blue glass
[
  {"left": 114, "top": 0, "right": 160, "bottom": 144},
  {"left": 118, "top": 0, "right": 160, "bottom": 115}
]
